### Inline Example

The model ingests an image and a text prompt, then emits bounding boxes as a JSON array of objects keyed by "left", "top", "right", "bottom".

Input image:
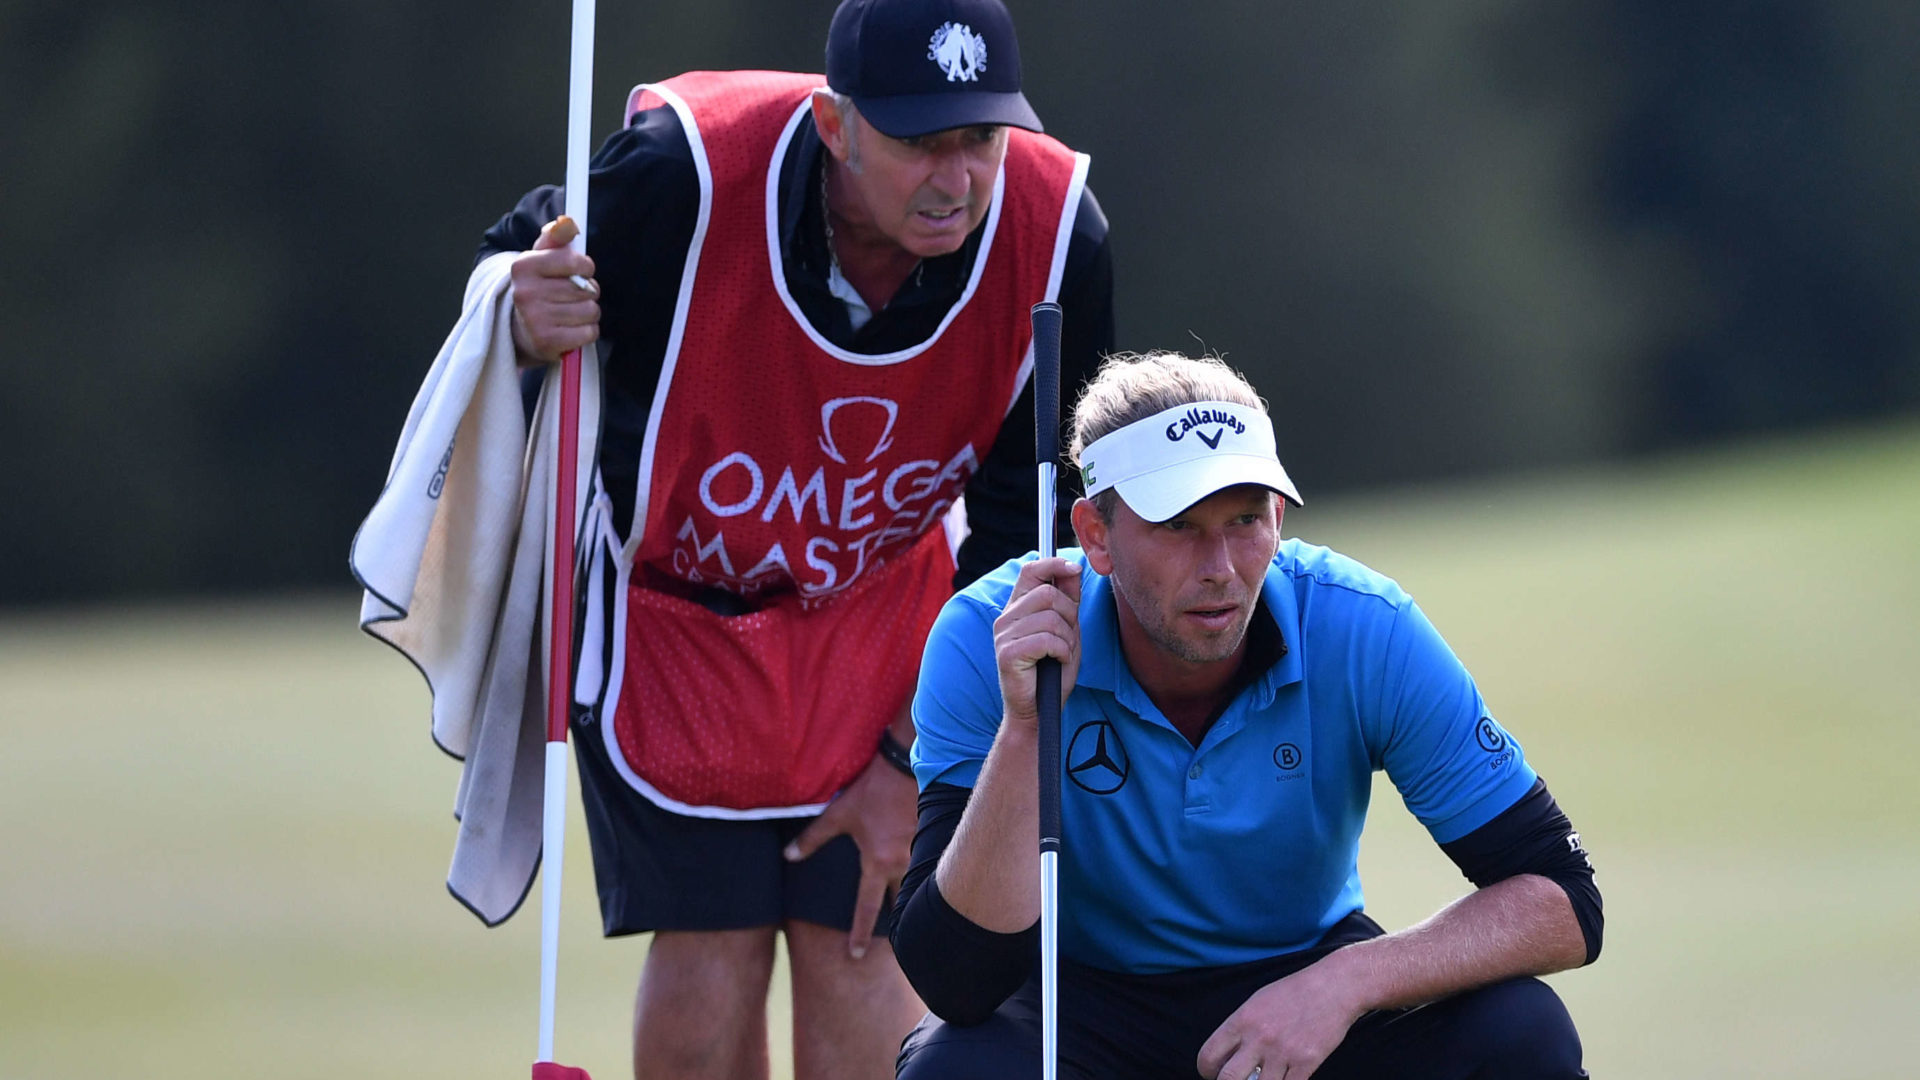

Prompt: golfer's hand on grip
[
  {"left": 509, "top": 215, "right": 601, "bottom": 366},
  {"left": 992, "top": 556, "right": 1083, "bottom": 731}
]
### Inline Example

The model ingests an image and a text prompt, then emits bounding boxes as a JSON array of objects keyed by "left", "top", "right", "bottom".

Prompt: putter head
[{"left": 532, "top": 1064, "right": 592, "bottom": 1080}]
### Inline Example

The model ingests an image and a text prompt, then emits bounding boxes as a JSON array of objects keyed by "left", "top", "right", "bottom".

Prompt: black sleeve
[
  {"left": 890, "top": 782, "right": 1039, "bottom": 1024},
  {"left": 1438, "top": 778, "right": 1604, "bottom": 965},
  {"left": 952, "top": 187, "right": 1114, "bottom": 589},
  {"left": 476, "top": 105, "right": 701, "bottom": 537}
]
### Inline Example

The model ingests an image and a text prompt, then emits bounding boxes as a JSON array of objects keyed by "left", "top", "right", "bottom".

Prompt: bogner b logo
[{"left": 1164, "top": 407, "right": 1246, "bottom": 448}]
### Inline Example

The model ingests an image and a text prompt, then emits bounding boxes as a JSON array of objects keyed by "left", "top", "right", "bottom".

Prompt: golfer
[
  {"left": 487, "top": 0, "right": 1109, "bottom": 1076},
  {"left": 893, "top": 352, "right": 1601, "bottom": 1079}
]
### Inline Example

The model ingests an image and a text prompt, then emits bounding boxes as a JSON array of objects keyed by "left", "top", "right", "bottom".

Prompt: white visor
[{"left": 1078, "top": 401, "right": 1301, "bottom": 522}]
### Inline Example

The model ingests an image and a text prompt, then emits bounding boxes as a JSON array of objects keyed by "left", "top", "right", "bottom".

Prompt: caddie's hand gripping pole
[
  {"left": 535, "top": 0, "right": 596, "bottom": 1073},
  {"left": 1029, "top": 301, "right": 1065, "bottom": 1080}
]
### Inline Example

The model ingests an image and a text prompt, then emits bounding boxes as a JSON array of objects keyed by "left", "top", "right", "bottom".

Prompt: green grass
[{"left": 3, "top": 419, "right": 1916, "bottom": 1079}]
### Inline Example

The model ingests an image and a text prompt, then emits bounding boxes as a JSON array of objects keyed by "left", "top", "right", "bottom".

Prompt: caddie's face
[
  {"left": 844, "top": 112, "right": 1009, "bottom": 257},
  {"left": 1078, "top": 485, "right": 1283, "bottom": 666}
]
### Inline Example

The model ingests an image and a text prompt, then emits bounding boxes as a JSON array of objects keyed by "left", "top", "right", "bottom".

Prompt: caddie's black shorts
[
  {"left": 896, "top": 913, "right": 1585, "bottom": 1080},
  {"left": 571, "top": 708, "right": 888, "bottom": 938}
]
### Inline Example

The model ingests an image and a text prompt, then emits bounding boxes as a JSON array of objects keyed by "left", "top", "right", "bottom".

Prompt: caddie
[
  {"left": 467, "top": 0, "right": 1112, "bottom": 1077},
  {"left": 892, "top": 352, "right": 1602, "bottom": 1079}
]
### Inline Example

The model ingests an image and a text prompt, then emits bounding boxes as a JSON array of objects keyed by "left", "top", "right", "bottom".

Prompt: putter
[
  {"left": 1029, "top": 300, "right": 1065, "bottom": 1080},
  {"left": 532, "top": 0, "right": 597, "bottom": 1074}
]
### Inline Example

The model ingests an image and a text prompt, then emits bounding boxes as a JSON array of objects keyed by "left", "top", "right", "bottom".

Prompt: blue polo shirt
[{"left": 911, "top": 539, "right": 1537, "bottom": 974}]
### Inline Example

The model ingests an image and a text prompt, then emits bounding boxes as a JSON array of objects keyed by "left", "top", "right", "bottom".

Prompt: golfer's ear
[{"left": 1071, "top": 498, "right": 1112, "bottom": 574}]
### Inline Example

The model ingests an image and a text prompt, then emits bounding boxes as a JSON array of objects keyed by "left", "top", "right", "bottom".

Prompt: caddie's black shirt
[{"left": 479, "top": 103, "right": 1114, "bottom": 589}]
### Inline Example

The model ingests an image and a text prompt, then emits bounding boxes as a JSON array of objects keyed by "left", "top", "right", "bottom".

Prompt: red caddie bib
[{"left": 600, "top": 70, "right": 1088, "bottom": 816}]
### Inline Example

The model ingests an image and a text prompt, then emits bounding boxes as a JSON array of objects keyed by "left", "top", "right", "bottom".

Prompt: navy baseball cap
[{"left": 826, "top": 0, "right": 1043, "bottom": 138}]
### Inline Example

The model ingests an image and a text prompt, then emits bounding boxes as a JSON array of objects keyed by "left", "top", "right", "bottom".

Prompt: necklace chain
[
  {"left": 819, "top": 162, "right": 841, "bottom": 275},
  {"left": 818, "top": 161, "right": 926, "bottom": 290}
]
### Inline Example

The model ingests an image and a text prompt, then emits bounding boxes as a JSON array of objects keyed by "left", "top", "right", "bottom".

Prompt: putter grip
[
  {"left": 1036, "top": 660, "right": 1062, "bottom": 850},
  {"left": 1031, "top": 302, "right": 1063, "bottom": 466},
  {"left": 1030, "top": 301, "right": 1065, "bottom": 852}
]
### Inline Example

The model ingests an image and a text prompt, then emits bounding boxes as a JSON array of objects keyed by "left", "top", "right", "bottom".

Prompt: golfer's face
[
  {"left": 1106, "top": 485, "right": 1281, "bottom": 665},
  {"left": 853, "top": 116, "right": 1007, "bottom": 258}
]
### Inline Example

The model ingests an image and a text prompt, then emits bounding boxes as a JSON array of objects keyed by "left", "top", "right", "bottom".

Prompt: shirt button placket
[{"left": 1183, "top": 757, "right": 1212, "bottom": 814}]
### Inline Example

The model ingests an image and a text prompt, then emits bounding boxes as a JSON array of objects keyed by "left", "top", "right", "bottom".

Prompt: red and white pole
[{"left": 535, "top": 0, "right": 596, "bottom": 1071}]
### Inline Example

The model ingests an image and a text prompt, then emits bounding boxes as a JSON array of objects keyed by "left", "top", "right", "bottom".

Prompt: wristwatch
[{"left": 877, "top": 728, "right": 915, "bottom": 777}]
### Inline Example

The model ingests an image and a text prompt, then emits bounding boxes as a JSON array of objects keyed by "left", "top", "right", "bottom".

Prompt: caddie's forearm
[
  {"left": 1311, "top": 873, "right": 1586, "bottom": 1015},
  {"left": 933, "top": 720, "right": 1040, "bottom": 934}
]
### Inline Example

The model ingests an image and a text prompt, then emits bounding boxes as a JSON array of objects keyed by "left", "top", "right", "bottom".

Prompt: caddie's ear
[
  {"left": 811, "top": 89, "right": 851, "bottom": 162},
  {"left": 1071, "top": 498, "right": 1114, "bottom": 575}
]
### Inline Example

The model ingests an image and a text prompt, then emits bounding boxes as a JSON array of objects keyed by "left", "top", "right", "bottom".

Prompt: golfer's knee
[
  {"left": 895, "top": 1010, "right": 1037, "bottom": 1080},
  {"left": 1460, "top": 978, "right": 1584, "bottom": 1078}
]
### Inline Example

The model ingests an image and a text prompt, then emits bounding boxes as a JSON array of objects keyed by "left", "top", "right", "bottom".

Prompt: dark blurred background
[{"left": 3, "top": 0, "right": 1915, "bottom": 606}]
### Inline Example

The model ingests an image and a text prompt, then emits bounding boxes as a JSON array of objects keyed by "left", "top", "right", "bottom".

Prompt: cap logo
[
  {"left": 928, "top": 22, "right": 988, "bottom": 83},
  {"left": 1165, "top": 407, "right": 1246, "bottom": 449}
]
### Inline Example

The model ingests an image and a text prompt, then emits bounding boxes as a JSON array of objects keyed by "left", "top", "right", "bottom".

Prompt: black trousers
[{"left": 897, "top": 952, "right": 1585, "bottom": 1080}]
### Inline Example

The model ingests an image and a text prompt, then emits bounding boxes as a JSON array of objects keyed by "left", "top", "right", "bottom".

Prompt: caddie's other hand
[
  {"left": 508, "top": 215, "right": 600, "bottom": 366},
  {"left": 781, "top": 750, "right": 918, "bottom": 960},
  {"left": 992, "top": 556, "right": 1082, "bottom": 731}
]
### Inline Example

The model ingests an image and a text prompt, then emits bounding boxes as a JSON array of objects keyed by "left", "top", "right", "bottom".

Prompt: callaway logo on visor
[
  {"left": 1163, "top": 406, "right": 1248, "bottom": 448},
  {"left": 1078, "top": 400, "right": 1302, "bottom": 522}
]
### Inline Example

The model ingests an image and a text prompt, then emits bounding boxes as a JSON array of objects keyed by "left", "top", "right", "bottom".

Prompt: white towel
[{"left": 350, "top": 251, "right": 601, "bottom": 925}]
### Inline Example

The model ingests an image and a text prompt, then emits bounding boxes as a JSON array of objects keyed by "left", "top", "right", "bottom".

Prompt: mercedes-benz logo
[{"left": 1067, "top": 721, "right": 1130, "bottom": 795}]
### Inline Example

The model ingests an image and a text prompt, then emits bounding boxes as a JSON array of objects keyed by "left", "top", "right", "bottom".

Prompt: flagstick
[{"left": 537, "top": 0, "right": 596, "bottom": 1065}]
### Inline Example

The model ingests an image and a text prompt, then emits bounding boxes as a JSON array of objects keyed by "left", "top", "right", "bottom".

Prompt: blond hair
[{"left": 1069, "top": 351, "right": 1268, "bottom": 517}]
